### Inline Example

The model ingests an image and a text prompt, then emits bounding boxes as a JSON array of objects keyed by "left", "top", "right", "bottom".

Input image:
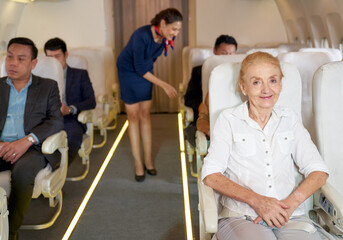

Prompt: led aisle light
[
  {"left": 62, "top": 121, "right": 129, "bottom": 240},
  {"left": 178, "top": 113, "right": 194, "bottom": 240}
]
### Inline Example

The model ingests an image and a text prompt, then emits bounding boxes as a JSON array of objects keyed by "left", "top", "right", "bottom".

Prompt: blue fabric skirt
[{"left": 117, "top": 70, "right": 153, "bottom": 104}]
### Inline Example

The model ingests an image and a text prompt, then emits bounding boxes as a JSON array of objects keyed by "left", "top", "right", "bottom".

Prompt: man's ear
[
  {"left": 65, "top": 51, "right": 69, "bottom": 59},
  {"left": 31, "top": 58, "right": 38, "bottom": 70}
]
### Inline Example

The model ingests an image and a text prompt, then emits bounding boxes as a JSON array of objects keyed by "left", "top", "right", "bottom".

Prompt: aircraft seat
[
  {"left": 0, "top": 186, "right": 8, "bottom": 240},
  {"left": 194, "top": 54, "right": 248, "bottom": 173},
  {"left": 278, "top": 52, "right": 333, "bottom": 144},
  {"left": 180, "top": 46, "right": 213, "bottom": 127},
  {"left": 69, "top": 47, "right": 118, "bottom": 148},
  {"left": 278, "top": 43, "right": 308, "bottom": 51},
  {"left": 180, "top": 46, "right": 213, "bottom": 177},
  {"left": 312, "top": 61, "right": 343, "bottom": 237},
  {"left": 246, "top": 48, "right": 288, "bottom": 57},
  {"left": 0, "top": 55, "right": 69, "bottom": 229},
  {"left": 299, "top": 48, "right": 343, "bottom": 61},
  {"left": 57, "top": 54, "right": 94, "bottom": 181},
  {"left": 198, "top": 61, "right": 340, "bottom": 240}
]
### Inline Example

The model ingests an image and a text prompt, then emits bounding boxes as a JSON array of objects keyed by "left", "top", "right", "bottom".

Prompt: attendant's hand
[
  {"left": 60, "top": 103, "right": 70, "bottom": 116},
  {"left": 251, "top": 195, "right": 289, "bottom": 228},
  {"left": 162, "top": 83, "right": 178, "bottom": 98},
  {"left": 0, "top": 138, "right": 32, "bottom": 164}
]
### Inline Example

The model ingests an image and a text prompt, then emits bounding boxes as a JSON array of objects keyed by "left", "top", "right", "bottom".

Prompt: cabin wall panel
[
  {"left": 0, "top": 0, "right": 25, "bottom": 50},
  {"left": 276, "top": 0, "right": 343, "bottom": 49},
  {"left": 16, "top": 0, "right": 108, "bottom": 49},
  {"left": 195, "top": 0, "right": 288, "bottom": 47}
]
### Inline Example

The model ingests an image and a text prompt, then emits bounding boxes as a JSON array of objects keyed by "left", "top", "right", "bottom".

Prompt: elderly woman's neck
[{"left": 248, "top": 103, "right": 272, "bottom": 130}]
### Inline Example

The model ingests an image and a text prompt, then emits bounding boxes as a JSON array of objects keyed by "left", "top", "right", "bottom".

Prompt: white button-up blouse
[{"left": 202, "top": 102, "right": 329, "bottom": 218}]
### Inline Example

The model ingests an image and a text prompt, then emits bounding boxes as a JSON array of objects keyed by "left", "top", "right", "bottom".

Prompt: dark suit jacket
[
  {"left": 0, "top": 75, "right": 64, "bottom": 170},
  {"left": 184, "top": 65, "right": 203, "bottom": 121},
  {"left": 63, "top": 66, "right": 96, "bottom": 130}
]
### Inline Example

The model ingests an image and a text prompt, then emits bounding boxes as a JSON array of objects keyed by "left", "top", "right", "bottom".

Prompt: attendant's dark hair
[
  {"left": 7, "top": 37, "right": 38, "bottom": 60},
  {"left": 44, "top": 37, "right": 67, "bottom": 54},
  {"left": 214, "top": 35, "right": 237, "bottom": 50},
  {"left": 150, "top": 8, "right": 183, "bottom": 26}
]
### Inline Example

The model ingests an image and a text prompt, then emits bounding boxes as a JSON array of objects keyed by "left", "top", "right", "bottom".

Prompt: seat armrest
[
  {"left": 196, "top": 130, "right": 208, "bottom": 156},
  {"left": 78, "top": 110, "right": 93, "bottom": 124},
  {"left": 112, "top": 83, "right": 119, "bottom": 93},
  {"left": 184, "top": 107, "right": 194, "bottom": 125},
  {"left": 97, "top": 93, "right": 109, "bottom": 104},
  {"left": 314, "top": 182, "right": 343, "bottom": 233},
  {"left": 198, "top": 179, "right": 218, "bottom": 233},
  {"left": 42, "top": 131, "right": 68, "bottom": 154},
  {"left": 179, "top": 82, "right": 185, "bottom": 96}
]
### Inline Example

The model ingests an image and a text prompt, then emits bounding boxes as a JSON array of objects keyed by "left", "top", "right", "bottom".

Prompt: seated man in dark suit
[
  {"left": 0, "top": 37, "right": 64, "bottom": 240},
  {"left": 184, "top": 35, "right": 237, "bottom": 145},
  {"left": 44, "top": 38, "right": 96, "bottom": 164}
]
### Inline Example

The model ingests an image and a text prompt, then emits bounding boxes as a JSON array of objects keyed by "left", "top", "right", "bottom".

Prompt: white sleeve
[
  {"left": 201, "top": 111, "right": 233, "bottom": 182},
  {"left": 292, "top": 119, "right": 329, "bottom": 178}
]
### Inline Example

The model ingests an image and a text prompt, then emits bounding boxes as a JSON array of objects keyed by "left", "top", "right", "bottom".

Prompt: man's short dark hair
[
  {"left": 214, "top": 35, "right": 237, "bottom": 50},
  {"left": 7, "top": 37, "right": 38, "bottom": 60},
  {"left": 44, "top": 37, "right": 67, "bottom": 54}
]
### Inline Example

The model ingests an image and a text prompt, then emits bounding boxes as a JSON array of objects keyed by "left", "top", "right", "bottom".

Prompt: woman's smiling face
[{"left": 239, "top": 62, "right": 282, "bottom": 111}]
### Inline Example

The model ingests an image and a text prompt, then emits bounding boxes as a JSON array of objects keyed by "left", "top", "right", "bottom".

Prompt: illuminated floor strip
[
  {"left": 62, "top": 120, "right": 129, "bottom": 240},
  {"left": 178, "top": 113, "right": 194, "bottom": 240}
]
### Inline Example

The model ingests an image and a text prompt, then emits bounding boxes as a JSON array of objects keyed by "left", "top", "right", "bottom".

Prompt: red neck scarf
[{"left": 154, "top": 25, "right": 175, "bottom": 56}]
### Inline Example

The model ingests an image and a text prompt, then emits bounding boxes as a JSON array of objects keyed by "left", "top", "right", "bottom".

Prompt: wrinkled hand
[
  {"left": 60, "top": 103, "right": 70, "bottom": 116},
  {"left": 162, "top": 83, "right": 178, "bottom": 98},
  {"left": 252, "top": 195, "right": 290, "bottom": 228},
  {"left": 0, "top": 138, "right": 32, "bottom": 164}
]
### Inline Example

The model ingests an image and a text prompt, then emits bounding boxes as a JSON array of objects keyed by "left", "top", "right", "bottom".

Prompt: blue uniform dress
[{"left": 117, "top": 25, "right": 165, "bottom": 104}]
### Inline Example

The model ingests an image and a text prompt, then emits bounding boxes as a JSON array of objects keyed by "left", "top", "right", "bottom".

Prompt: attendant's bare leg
[
  {"left": 139, "top": 100, "right": 154, "bottom": 169},
  {"left": 125, "top": 103, "right": 144, "bottom": 176}
]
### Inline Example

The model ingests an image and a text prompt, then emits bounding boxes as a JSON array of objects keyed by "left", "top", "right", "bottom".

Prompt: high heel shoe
[
  {"left": 135, "top": 173, "right": 145, "bottom": 182},
  {"left": 144, "top": 166, "right": 157, "bottom": 176}
]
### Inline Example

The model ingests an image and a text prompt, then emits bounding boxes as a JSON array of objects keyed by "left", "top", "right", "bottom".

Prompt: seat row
[{"left": 0, "top": 46, "right": 119, "bottom": 237}]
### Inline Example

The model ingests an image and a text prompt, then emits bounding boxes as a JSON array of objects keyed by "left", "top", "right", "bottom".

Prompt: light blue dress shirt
[{"left": 0, "top": 76, "right": 39, "bottom": 143}]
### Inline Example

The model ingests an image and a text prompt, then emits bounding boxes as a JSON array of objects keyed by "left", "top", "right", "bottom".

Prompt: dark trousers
[
  {"left": 0, "top": 147, "right": 47, "bottom": 233},
  {"left": 64, "top": 117, "right": 84, "bottom": 164}
]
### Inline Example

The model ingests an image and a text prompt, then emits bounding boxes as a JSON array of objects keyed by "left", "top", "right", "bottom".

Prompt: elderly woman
[{"left": 202, "top": 52, "right": 329, "bottom": 240}]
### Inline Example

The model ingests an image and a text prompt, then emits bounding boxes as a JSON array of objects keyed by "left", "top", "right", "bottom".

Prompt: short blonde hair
[{"left": 239, "top": 51, "right": 284, "bottom": 85}]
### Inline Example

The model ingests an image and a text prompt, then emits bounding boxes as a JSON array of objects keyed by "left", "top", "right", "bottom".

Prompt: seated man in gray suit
[
  {"left": 44, "top": 38, "right": 96, "bottom": 164},
  {"left": 0, "top": 37, "right": 63, "bottom": 240}
]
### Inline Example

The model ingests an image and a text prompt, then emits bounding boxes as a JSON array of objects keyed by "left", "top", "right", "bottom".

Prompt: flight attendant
[{"left": 116, "top": 8, "right": 182, "bottom": 182}]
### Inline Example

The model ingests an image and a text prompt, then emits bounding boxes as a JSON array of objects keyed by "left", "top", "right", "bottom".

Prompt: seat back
[
  {"left": 0, "top": 187, "right": 8, "bottom": 240},
  {"left": 278, "top": 52, "right": 332, "bottom": 143},
  {"left": 67, "top": 54, "right": 88, "bottom": 70},
  {"left": 277, "top": 43, "right": 308, "bottom": 52},
  {"left": 312, "top": 61, "right": 343, "bottom": 235},
  {"left": 246, "top": 48, "right": 287, "bottom": 57},
  {"left": 313, "top": 61, "right": 343, "bottom": 192},
  {"left": 202, "top": 54, "right": 247, "bottom": 102},
  {"left": 299, "top": 48, "right": 342, "bottom": 61},
  {"left": 181, "top": 46, "right": 213, "bottom": 92},
  {"left": 69, "top": 47, "right": 115, "bottom": 99}
]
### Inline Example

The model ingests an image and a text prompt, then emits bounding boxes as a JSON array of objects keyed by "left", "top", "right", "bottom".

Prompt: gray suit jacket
[{"left": 0, "top": 75, "right": 64, "bottom": 170}]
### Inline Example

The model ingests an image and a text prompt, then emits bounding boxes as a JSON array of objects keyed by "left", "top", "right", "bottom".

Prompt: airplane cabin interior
[{"left": 0, "top": 0, "right": 343, "bottom": 239}]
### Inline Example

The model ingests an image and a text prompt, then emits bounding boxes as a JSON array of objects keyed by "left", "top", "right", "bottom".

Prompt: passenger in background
[
  {"left": 184, "top": 35, "right": 237, "bottom": 144},
  {"left": 44, "top": 38, "right": 96, "bottom": 164},
  {"left": 0, "top": 37, "right": 63, "bottom": 240},
  {"left": 202, "top": 52, "right": 328, "bottom": 240},
  {"left": 116, "top": 8, "right": 182, "bottom": 182}
]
